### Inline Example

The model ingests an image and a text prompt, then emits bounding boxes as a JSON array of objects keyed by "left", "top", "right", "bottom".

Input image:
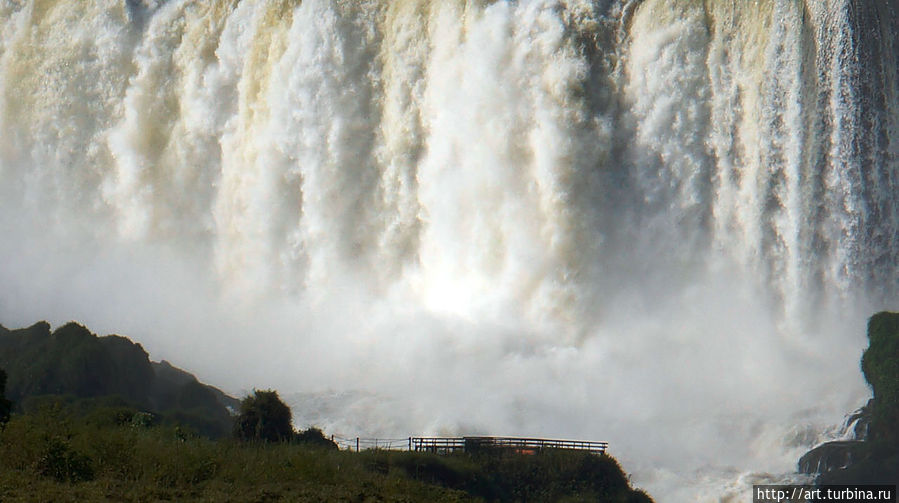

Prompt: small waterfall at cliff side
[{"left": 1, "top": 0, "right": 897, "bottom": 500}]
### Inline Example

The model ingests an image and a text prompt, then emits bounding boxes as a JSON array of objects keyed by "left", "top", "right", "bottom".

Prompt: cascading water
[{"left": 1, "top": 0, "right": 897, "bottom": 500}]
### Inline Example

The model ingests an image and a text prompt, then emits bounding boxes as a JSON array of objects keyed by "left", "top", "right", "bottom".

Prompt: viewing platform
[{"left": 409, "top": 436, "right": 608, "bottom": 455}]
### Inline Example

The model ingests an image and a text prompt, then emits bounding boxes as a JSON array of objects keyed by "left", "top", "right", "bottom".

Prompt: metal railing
[{"left": 410, "top": 436, "right": 608, "bottom": 455}]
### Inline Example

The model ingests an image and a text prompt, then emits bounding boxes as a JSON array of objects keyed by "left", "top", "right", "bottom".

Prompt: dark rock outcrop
[
  {"left": 0, "top": 320, "right": 237, "bottom": 438},
  {"left": 799, "top": 440, "right": 863, "bottom": 475},
  {"left": 153, "top": 360, "right": 240, "bottom": 413}
]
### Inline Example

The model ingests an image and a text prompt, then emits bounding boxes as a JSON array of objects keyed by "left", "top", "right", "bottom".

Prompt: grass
[{"left": 0, "top": 405, "right": 653, "bottom": 502}]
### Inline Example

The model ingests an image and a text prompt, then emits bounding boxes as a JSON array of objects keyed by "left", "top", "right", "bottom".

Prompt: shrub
[
  {"left": 0, "top": 367, "right": 10, "bottom": 429},
  {"left": 294, "top": 427, "right": 338, "bottom": 450},
  {"left": 233, "top": 389, "right": 292, "bottom": 442},
  {"left": 131, "top": 411, "right": 156, "bottom": 428},
  {"left": 35, "top": 437, "right": 95, "bottom": 483}
]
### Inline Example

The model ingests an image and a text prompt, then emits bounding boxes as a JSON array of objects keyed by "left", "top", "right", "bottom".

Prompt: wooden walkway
[{"left": 410, "top": 436, "right": 608, "bottom": 455}]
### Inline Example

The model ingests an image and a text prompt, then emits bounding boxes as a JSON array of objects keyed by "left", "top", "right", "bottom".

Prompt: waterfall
[{"left": 1, "top": 1, "right": 896, "bottom": 500}]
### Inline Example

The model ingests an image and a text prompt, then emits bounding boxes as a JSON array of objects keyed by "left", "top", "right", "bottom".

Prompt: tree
[
  {"left": 233, "top": 389, "right": 292, "bottom": 442},
  {"left": 0, "top": 367, "right": 11, "bottom": 429}
]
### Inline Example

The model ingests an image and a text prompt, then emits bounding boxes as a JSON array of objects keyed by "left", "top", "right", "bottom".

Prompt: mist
[{"left": 2, "top": 0, "right": 898, "bottom": 501}]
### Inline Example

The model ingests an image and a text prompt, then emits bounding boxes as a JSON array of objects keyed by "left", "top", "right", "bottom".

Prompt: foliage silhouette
[
  {"left": 802, "top": 312, "right": 899, "bottom": 484},
  {"left": 0, "top": 321, "right": 237, "bottom": 438},
  {"left": 0, "top": 366, "right": 11, "bottom": 429},
  {"left": 233, "top": 389, "right": 293, "bottom": 443},
  {"left": 294, "top": 426, "right": 339, "bottom": 450}
]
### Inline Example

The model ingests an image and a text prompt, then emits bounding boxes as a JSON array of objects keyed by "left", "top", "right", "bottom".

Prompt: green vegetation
[
  {"left": 0, "top": 321, "right": 236, "bottom": 438},
  {"left": 231, "top": 389, "right": 339, "bottom": 449},
  {"left": 294, "top": 427, "right": 339, "bottom": 450},
  {"left": 0, "top": 400, "right": 652, "bottom": 502},
  {"left": 802, "top": 312, "right": 899, "bottom": 484},
  {"left": 0, "top": 320, "right": 654, "bottom": 501},
  {"left": 861, "top": 312, "right": 899, "bottom": 448},
  {"left": 234, "top": 389, "right": 294, "bottom": 443},
  {"left": 0, "top": 366, "right": 11, "bottom": 429}
]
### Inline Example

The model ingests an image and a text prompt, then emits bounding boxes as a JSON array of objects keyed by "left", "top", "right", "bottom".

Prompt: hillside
[
  {"left": 0, "top": 320, "right": 654, "bottom": 502},
  {"left": 0, "top": 321, "right": 236, "bottom": 438}
]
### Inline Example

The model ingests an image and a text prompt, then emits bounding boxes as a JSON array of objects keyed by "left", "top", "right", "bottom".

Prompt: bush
[
  {"left": 294, "top": 427, "right": 338, "bottom": 450},
  {"left": 131, "top": 411, "right": 156, "bottom": 428},
  {"left": 233, "top": 389, "right": 292, "bottom": 443},
  {"left": 0, "top": 367, "right": 11, "bottom": 429},
  {"left": 35, "top": 437, "right": 95, "bottom": 483}
]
